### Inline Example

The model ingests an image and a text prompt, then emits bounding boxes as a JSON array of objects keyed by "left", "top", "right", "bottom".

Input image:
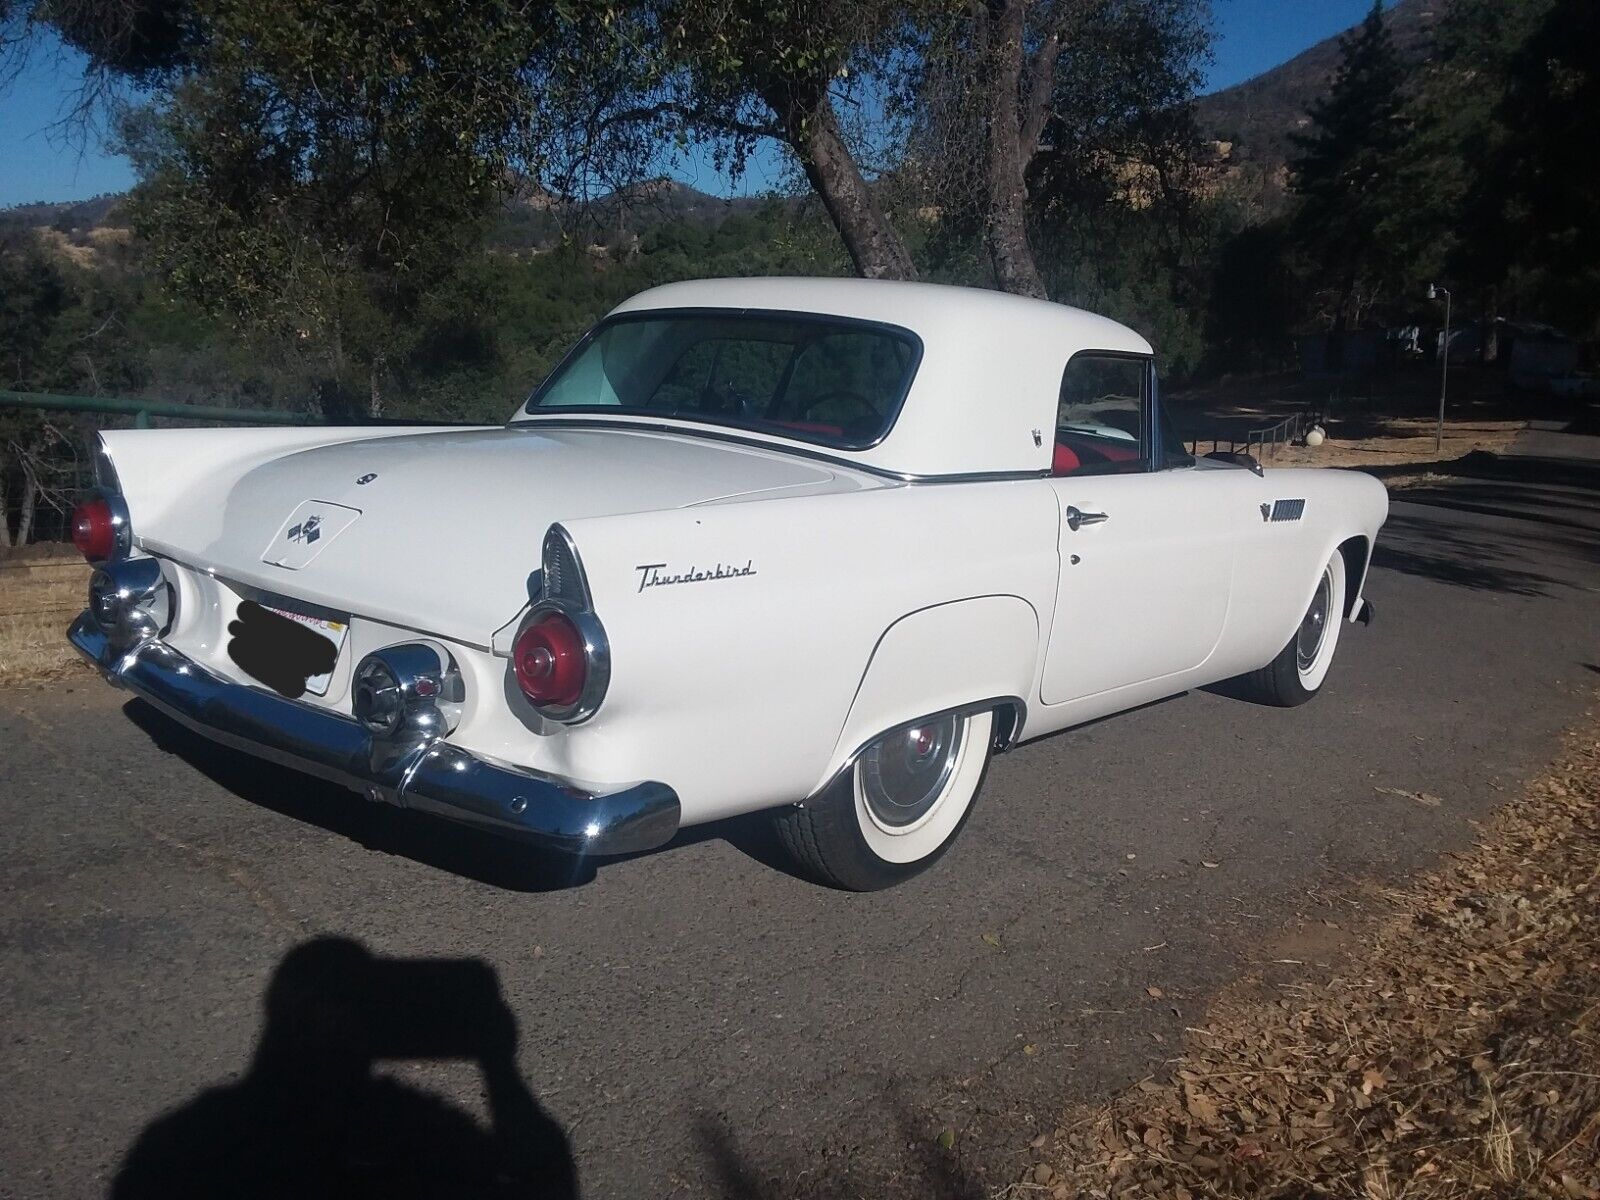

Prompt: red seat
[{"left": 1051, "top": 443, "right": 1082, "bottom": 475}]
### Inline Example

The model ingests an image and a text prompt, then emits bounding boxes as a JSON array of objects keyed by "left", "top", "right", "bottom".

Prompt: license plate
[{"left": 227, "top": 600, "right": 348, "bottom": 698}]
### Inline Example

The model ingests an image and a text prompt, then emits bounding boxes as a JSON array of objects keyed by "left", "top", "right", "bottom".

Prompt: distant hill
[
  {"left": 0, "top": 193, "right": 126, "bottom": 231},
  {"left": 2, "top": 178, "right": 782, "bottom": 261},
  {"left": 1195, "top": 0, "right": 1447, "bottom": 174}
]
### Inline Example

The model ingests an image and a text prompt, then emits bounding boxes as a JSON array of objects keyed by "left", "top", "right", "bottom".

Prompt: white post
[{"left": 1432, "top": 286, "right": 1452, "bottom": 457}]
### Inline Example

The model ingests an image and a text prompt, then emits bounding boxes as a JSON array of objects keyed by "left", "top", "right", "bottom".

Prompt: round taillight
[
  {"left": 512, "top": 611, "right": 587, "bottom": 708},
  {"left": 71, "top": 498, "right": 116, "bottom": 562}
]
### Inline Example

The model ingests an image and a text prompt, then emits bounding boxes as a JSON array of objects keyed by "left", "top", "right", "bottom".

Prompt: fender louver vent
[
  {"left": 1270, "top": 498, "right": 1306, "bottom": 522},
  {"left": 541, "top": 525, "right": 591, "bottom": 607}
]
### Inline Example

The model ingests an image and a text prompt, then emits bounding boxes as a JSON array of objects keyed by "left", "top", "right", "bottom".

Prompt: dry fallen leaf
[
  {"left": 1375, "top": 786, "right": 1444, "bottom": 807},
  {"left": 1147, "top": 985, "right": 1165, "bottom": 999}
]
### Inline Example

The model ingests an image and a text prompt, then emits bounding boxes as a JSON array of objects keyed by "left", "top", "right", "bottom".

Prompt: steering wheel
[{"left": 795, "top": 389, "right": 878, "bottom": 423}]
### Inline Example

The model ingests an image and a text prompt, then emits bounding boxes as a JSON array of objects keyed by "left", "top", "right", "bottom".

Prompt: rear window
[{"left": 524, "top": 311, "right": 920, "bottom": 449}]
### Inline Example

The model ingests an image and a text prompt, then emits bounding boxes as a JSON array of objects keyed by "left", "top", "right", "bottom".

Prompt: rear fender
[{"left": 814, "top": 595, "right": 1039, "bottom": 794}]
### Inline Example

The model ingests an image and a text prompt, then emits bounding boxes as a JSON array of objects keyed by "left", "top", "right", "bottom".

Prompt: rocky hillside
[{"left": 1196, "top": 0, "right": 1447, "bottom": 172}]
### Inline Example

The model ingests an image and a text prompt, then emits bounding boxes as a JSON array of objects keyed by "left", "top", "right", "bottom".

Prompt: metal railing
[
  {"left": 2, "top": 392, "right": 336, "bottom": 547},
  {"left": 1187, "top": 406, "right": 1321, "bottom": 462},
  {"left": 0, "top": 390, "right": 311, "bottom": 428}
]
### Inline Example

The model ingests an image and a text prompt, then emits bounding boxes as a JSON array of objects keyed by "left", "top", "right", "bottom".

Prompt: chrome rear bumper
[{"left": 69, "top": 612, "right": 680, "bottom": 856}]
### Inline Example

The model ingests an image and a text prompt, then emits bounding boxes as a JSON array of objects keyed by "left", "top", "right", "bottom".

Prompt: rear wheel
[
  {"left": 1231, "top": 551, "right": 1346, "bottom": 707},
  {"left": 774, "top": 709, "right": 994, "bottom": 891}
]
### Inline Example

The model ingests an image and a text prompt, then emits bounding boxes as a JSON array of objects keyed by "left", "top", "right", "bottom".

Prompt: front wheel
[
  {"left": 1231, "top": 550, "right": 1347, "bottom": 707},
  {"left": 774, "top": 709, "right": 994, "bottom": 891}
]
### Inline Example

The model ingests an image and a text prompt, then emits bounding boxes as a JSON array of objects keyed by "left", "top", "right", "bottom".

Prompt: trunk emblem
[
  {"left": 262, "top": 501, "right": 362, "bottom": 569},
  {"left": 357, "top": 473, "right": 377, "bottom": 485},
  {"left": 287, "top": 515, "right": 323, "bottom": 544}
]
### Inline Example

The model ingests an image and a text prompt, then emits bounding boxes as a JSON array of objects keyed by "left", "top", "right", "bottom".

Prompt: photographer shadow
[{"left": 112, "top": 937, "right": 578, "bottom": 1199}]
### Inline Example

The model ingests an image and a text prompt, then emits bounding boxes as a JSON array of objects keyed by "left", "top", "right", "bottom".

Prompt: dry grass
[
  {"left": 1264, "top": 417, "right": 1525, "bottom": 471},
  {"left": 0, "top": 549, "right": 89, "bottom": 685},
  {"left": 1020, "top": 702, "right": 1600, "bottom": 1200}
]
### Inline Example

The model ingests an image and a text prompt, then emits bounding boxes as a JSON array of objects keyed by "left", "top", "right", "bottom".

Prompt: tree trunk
[
  {"left": 764, "top": 79, "right": 917, "bottom": 281},
  {"left": 983, "top": 0, "right": 1048, "bottom": 299},
  {"left": 368, "top": 355, "right": 385, "bottom": 420},
  {"left": 0, "top": 453, "right": 13, "bottom": 552},
  {"left": 16, "top": 471, "right": 38, "bottom": 547}
]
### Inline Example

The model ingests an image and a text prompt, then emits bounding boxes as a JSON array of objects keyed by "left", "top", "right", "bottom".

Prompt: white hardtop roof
[
  {"left": 613, "top": 277, "right": 1152, "bottom": 358},
  {"left": 569, "top": 277, "right": 1155, "bottom": 477}
]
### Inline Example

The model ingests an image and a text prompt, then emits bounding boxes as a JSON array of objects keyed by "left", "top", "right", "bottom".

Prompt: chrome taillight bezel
[{"left": 511, "top": 525, "right": 610, "bottom": 724}]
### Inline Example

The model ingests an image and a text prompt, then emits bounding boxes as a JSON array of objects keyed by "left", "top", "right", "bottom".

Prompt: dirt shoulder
[
  {"left": 1022, "top": 702, "right": 1600, "bottom": 1199},
  {"left": 1263, "top": 417, "right": 1524, "bottom": 471},
  {"left": 0, "top": 548, "right": 88, "bottom": 686}
]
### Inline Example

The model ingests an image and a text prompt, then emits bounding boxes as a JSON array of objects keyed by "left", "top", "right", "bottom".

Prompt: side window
[{"left": 1052, "top": 354, "right": 1150, "bottom": 477}]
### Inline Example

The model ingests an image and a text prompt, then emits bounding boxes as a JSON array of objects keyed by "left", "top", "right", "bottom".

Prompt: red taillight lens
[
  {"left": 512, "top": 611, "right": 587, "bottom": 708},
  {"left": 71, "top": 498, "right": 116, "bottom": 562}
]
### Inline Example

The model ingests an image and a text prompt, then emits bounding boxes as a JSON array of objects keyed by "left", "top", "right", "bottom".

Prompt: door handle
[{"left": 1065, "top": 506, "right": 1109, "bottom": 532}]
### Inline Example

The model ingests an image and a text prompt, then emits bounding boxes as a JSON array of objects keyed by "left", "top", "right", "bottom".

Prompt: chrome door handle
[{"left": 1065, "top": 506, "right": 1109, "bottom": 531}]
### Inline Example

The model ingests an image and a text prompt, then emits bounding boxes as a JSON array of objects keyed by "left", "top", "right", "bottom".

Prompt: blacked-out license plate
[{"left": 226, "top": 600, "right": 348, "bottom": 699}]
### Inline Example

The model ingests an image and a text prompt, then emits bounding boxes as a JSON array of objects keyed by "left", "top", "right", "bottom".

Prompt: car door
[{"left": 1040, "top": 353, "right": 1238, "bottom": 707}]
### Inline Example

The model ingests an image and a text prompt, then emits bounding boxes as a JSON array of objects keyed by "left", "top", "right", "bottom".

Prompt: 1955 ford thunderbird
[{"left": 69, "top": 278, "right": 1387, "bottom": 890}]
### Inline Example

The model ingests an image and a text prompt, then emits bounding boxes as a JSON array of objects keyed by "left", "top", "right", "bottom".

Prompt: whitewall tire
[
  {"left": 775, "top": 709, "right": 995, "bottom": 891},
  {"left": 1230, "top": 551, "right": 1347, "bottom": 707}
]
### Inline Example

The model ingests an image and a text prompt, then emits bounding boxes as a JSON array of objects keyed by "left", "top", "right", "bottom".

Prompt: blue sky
[{"left": 0, "top": 0, "right": 1392, "bottom": 209}]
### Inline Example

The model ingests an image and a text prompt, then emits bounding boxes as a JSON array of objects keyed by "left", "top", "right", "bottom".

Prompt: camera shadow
[{"left": 112, "top": 937, "right": 579, "bottom": 1199}]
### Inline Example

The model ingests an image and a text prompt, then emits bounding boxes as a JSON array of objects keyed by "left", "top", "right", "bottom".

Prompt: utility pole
[{"left": 1428, "top": 284, "right": 1452, "bottom": 456}]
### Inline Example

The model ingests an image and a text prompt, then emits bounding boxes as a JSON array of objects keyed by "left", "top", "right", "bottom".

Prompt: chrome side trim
[{"left": 68, "top": 614, "right": 679, "bottom": 857}]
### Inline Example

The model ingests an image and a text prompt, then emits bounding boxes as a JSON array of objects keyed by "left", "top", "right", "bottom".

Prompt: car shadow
[
  {"left": 111, "top": 936, "right": 579, "bottom": 1199},
  {"left": 123, "top": 698, "right": 793, "bottom": 891}
]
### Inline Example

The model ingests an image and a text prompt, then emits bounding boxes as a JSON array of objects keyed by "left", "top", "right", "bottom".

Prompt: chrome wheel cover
[
  {"left": 1296, "top": 569, "right": 1333, "bottom": 672},
  {"left": 858, "top": 715, "right": 965, "bottom": 830}
]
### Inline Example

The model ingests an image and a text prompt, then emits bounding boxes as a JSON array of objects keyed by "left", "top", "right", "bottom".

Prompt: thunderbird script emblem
[
  {"left": 635, "top": 560, "right": 757, "bottom": 593},
  {"left": 286, "top": 515, "right": 323, "bottom": 544}
]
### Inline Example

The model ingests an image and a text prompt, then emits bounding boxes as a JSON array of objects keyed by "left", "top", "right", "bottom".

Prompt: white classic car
[{"left": 69, "top": 279, "right": 1387, "bottom": 890}]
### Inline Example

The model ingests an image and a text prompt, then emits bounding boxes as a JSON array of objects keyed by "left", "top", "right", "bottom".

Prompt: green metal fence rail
[{"left": 0, "top": 390, "right": 310, "bottom": 427}]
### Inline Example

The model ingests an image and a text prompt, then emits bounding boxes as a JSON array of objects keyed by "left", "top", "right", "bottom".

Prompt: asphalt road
[{"left": 3, "top": 420, "right": 1597, "bottom": 1199}]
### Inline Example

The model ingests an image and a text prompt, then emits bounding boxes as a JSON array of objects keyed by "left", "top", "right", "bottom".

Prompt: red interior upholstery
[
  {"left": 1052, "top": 434, "right": 1141, "bottom": 476},
  {"left": 1095, "top": 442, "right": 1139, "bottom": 462},
  {"left": 770, "top": 420, "right": 845, "bottom": 438}
]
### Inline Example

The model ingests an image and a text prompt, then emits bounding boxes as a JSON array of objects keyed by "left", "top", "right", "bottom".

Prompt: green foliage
[
  {"left": 117, "top": 0, "right": 567, "bottom": 417},
  {"left": 1470, "top": 0, "right": 1600, "bottom": 339},
  {"left": 1286, "top": 1, "right": 1410, "bottom": 326}
]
